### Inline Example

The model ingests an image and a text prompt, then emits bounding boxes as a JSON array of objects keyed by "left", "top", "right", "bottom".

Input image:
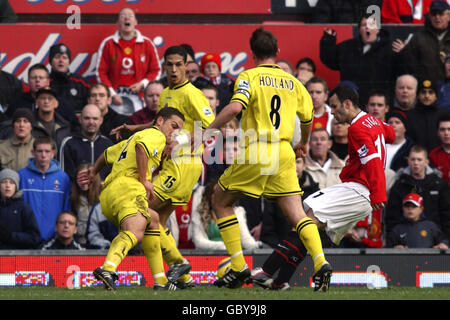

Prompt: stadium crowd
[{"left": 0, "top": 0, "right": 450, "bottom": 257}]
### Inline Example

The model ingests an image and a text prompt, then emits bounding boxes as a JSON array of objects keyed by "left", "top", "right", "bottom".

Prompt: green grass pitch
[{"left": 0, "top": 286, "right": 449, "bottom": 300}]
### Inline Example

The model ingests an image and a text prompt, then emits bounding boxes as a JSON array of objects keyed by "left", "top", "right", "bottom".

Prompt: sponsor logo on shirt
[
  {"left": 203, "top": 107, "right": 213, "bottom": 116},
  {"left": 357, "top": 144, "right": 369, "bottom": 157},
  {"left": 238, "top": 80, "right": 250, "bottom": 90}
]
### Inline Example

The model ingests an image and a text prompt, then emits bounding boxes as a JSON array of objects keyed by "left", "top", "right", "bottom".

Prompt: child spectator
[
  {"left": 200, "top": 53, "right": 234, "bottom": 114},
  {"left": 386, "top": 193, "right": 449, "bottom": 249},
  {"left": 0, "top": 168, "right": 40, "bottom": 249}
]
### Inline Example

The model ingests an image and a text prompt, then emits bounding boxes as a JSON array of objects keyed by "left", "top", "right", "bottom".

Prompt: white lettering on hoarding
[
  {"left": 418, "top": 272, "right": 450, "bottom": 288},
  {"left": 0, "top": 34, "right": 248, "bottom": 83}
]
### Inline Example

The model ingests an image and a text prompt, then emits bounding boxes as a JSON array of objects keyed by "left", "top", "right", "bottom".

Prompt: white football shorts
[{"left": 303, "top": 182, "right": 372, "bottom": 245}]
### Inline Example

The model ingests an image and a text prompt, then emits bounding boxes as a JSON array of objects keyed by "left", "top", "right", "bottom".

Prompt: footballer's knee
[
  {"left": 306, "top": 208, "right": 326, "bottom": 229},
  {"left": 148, "top": 208, "right": 160, "bottom": 229}
]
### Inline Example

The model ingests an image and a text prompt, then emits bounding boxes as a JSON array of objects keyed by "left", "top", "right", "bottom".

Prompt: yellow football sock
[
  {"left": 296, "top": 217, "right": 326, "bottom": 273},
  {"left": 160, "top": 225, "right": 184, "bottom": 265},
  {"left": 102, "top": 230, "right": 137, "bottom": 272},
  {"left": 217, "top": 214, "right": 246, "bottom": 271},
  {"left": 142, "top": 228, "right": 167, "bottom": 285},
  {"left": 159, "top": 225, "right": 191, "bottom": 283}
]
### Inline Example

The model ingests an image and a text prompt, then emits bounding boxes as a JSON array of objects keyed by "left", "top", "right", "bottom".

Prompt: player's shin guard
[
  {"left": 142, "top": 228, "right": 167, "bottom": 285},
  {"left": 273, "top": 231, "right": 306, "bottom": 285},
  {"left": 263, "top": 231, "right": 306, "bottom": 284},
  {"left": 159, "top": 225, "right": 191, "bottom": 283},
  {"left": 296, "top": 217, "right": 326, "bottom": 273},
  {"left": 103, "top": 230, "right": 137, "bottom": 272},
  {"left": 217, "top": 214, "right": 246, "bottom": 271}
]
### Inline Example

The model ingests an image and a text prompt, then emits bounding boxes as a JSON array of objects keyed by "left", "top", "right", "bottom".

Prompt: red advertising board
[
  {"left": 10, "top": 0, "right": 272, "bottom": 14},
  {"left": 0, "top": 23, "right": 352, "bottom": 90},
  {"left": 0, "top": 255, "right": 252, "bottom": 287}
]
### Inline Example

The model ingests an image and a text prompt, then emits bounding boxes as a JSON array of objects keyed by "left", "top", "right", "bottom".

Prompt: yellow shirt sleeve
[
  {"left": 296, "top": 83, "right": 314, "bottom": 125},
  {"left": 135, "top": 128, "right": 166, "bottom": 160},
  {"left": 104, "top": 140, "right": 127, "bottom": 165},
  {"left": 190, "top": 90, "right": 215, "bottom": 130},
  {"left": 230, "top": 71, "right": 251, "bottom": 109}
]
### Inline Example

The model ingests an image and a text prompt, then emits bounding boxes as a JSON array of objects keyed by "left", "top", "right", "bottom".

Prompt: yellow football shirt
[
  {"left": 102, "top": 126, "right": 166, "bottom": 188},
  {"left": 231, "top": 64, "right": 313, "bottom": 144},
  {"left": 158, "top": 80, "right": 215, "bottom": 134}
]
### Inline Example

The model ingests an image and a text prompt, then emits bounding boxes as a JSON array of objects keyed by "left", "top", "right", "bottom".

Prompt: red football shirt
[
  {"left": 117, "top": 38, "right": 137, "bottom": 87},
  {"left": 429, "top": 146, "right": 450, "bottom": 184},
  {"left": 340, "top": 112, "right": 395, "bottom": 204},
  {"left": 313, "top": 112, "right": 329, "bottom": 131}
]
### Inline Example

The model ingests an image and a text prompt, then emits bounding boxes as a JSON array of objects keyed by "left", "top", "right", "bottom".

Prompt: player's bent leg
[
  {"left": 276, "top": 195, "right": 330, "bottom": 274},
  {"left": 254, "top": 230, "right": 306, "bottom": 289},
  {"left": 306, "top": 208, "right": 327, "bottom": 229},
  {"left": 149, "top": 198, "right": 192, "bottom": 285},
  {"left": 95, "top": 212, "right": 146, "bottom": 291},
  {"left": 211, "top": 185, "right": 250, "bottom": 287},
  {"left": 142, "top": 208, "right": 169, "bottom": 286}
]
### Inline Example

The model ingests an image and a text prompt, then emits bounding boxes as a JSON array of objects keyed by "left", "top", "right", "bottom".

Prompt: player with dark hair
[
  {"left": 251, "top": 84, "right": 395, "bottom": 289},
  {"left": 111, "top": 45, "right": 215, "bottom": 289},
  {"left": 91, "top": 107, "right": 184, "bottom": 291},
  {"left": 200, "top": 27, "right": 332, "bottom": 291}
]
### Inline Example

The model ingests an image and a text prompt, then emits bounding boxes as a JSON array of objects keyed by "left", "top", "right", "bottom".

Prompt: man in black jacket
[
  {"left": 33, "top": 86, "right": 73, "bottom": 151},
  {"left": 402, "top": 1, "right": 450, "bottom": 85},
  {"left": 406, "top": 79, "right": 450, "bottom": 152},
  {"left": 59, "top": 104, "right": 113, "bottom": 181},
  {"left": 49, "top": 43, "right": 91, "bottom": 115},
  {"left": 6, "top": 63, "right": 79, "bottom": 128},
  {"left": 320, "top": 13, "right": 401, "bottom": 106}
]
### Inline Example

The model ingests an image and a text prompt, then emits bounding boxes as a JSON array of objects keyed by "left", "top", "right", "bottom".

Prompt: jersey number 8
[{"left": 270, "top": 95, "right": 281, "bottom": 130}]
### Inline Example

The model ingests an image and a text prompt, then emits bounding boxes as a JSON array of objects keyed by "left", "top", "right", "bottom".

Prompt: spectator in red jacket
[
  {"left": 382, "top": 0, "right": 433, "bottom": 24},
  {"left": 429, "top": 113, "right": 450, "bottom": 184},
  {"left": 96, "top": 7, "right": 161, "bottom": 113}
]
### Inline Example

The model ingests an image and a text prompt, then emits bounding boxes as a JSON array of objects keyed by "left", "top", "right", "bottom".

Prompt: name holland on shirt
[{"left": 259, "top": 75, "right": 295, "bottom": 91}]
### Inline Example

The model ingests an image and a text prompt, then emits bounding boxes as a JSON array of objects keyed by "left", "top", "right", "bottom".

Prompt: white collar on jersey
[{"left": 351, "top": 111, "right": 366, "bottom": 125}]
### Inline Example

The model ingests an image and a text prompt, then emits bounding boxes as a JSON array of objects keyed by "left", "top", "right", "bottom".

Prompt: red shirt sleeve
[
  {"left": 383, "top": 122, "right": 395, "bottom": 144},
  {"left": 350, "top": 125, "right": 387, "bottom": 205},
  {"left": 142, "top": 40, "right": 161, "bottom": 82},
  {"left": 96, "top": 39, "right": 113, "bottom": 88}
]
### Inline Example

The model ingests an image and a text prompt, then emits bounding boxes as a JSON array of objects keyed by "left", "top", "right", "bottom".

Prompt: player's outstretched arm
[
  {"left": 110, "top": 123, "right": 151, "bottom": 141},
  {"left": 194, "top": 101, "right": 243, "bottom": 152},
  {"left": 90, "top": 153, "right": 106, "bottom": 183},
  {"left": 136, "top": 143, "right": 154, "bottom": 201},
  {"left": 293, "top": 123, "right": 312, "bottom": 158},
  {"left": 207, "top": 101, "right": 243, "bottom": 131}
]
